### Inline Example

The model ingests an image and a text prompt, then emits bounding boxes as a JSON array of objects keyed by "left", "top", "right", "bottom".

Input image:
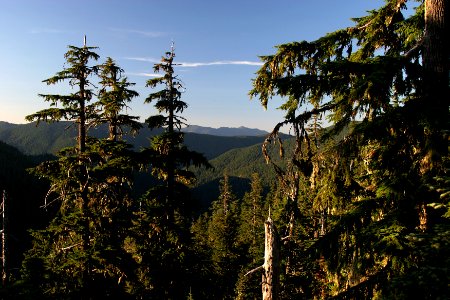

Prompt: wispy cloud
[
  {"left": 179, "top": 60, "right": 263, "bottom": 67},
  {"left": 109, "top": 28, "right": 165, "bottom": 38},
  {"left": 125, "top": 72, "right": 162, "bottom": 78},
  {"left": 125, "top": 57, "right": 160, "bottom": 63},
  {"left": 125, "top": 57, "right": 263, "bottom": 67}
]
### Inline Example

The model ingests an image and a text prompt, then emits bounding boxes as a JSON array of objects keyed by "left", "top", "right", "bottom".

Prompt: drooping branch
[{"left": 262, "top": 101, "right": 336, "bottom": 166}]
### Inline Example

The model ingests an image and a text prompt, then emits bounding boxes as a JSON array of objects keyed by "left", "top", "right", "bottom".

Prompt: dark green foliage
[
  {"left": 193, "top": 137, "right": 292, "bottom": 208},
  {"left": 5, "top": 1, "right": 449, "bottom": 298},
  {"left": 21, "top": 139, "right": 138, "bottom": 298},
  {"left": 26, "top": 44, "right": 99, "bottom": 126},
  {"left": 207, "top": 175, "right": 243, "bottom": 299},
  {"left": 235, "top": 173, "right": 266, "bottom": 299},
  {"left": 250, "top": 0, "right": 449, "bottom": 298},
  {"left": 191, "top": 175, "right": 244, "bottom": 299},
  {"left": 129, "top": 185, "right": 192, "bottom": 298},
  {"left": 94, "top": 57, "right": 142, "bottom": 141},
  {"left": 238, "top": 173, "right": 265, "bottom": 259},
  {"left": 130, "top": 45, "right": 211, "bottom": 298},
  {"left": 0, "top": 142, "right": 50, "bottom": 284},
  {"left": 18, "top": 40, "right": 141, "bottom": 298}
]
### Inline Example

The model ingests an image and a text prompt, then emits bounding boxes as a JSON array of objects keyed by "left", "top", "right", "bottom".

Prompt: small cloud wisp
[
  {"left": 125, "top": 57, "right": 263, "bottom": 67},
  {"left": 179, "top": 60, "right": 263, "bottom": 67},
  {"left": 124, "top": 72, "right": 162, "bottom": 78}
]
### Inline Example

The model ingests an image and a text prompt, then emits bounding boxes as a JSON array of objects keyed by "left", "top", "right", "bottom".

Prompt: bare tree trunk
[
  {"left": 1, "top": 191, "right": 7, "bottom": 286},
  {"left": 262, "top": 216, "right": 280, "bottom": 300}
]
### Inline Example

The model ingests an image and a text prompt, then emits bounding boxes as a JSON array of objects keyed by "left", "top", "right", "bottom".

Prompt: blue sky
[{"left": 0, "top": 0, "right": 384, "bottom": 131}]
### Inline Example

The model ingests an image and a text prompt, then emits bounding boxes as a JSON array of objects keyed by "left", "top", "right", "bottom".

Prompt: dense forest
[{"left": 0, "top": 0, "right": 449, "bottom": 299}]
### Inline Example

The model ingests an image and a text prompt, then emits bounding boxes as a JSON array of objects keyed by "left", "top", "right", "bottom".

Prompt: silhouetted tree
[
  {"left": 23, "top": 40, "right": 139, "bottom": 298},
  {"left": 131, "top": 44, "right": 210, "bottom": 298}
]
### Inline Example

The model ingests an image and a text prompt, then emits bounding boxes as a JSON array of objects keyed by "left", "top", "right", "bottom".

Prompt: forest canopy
[{"left": 0, "top": 0, "right": 448, "bottom": 299}]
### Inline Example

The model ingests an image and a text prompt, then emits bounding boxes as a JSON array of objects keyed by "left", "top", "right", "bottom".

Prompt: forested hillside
[
  {"left": 0, "top": 121, "right": 269, "bottom": 159},
  {"left": 193, "top": 138, "right": 296, "bottom": 208},
  {"left": 0, "top": 142, "right": 51, "bottom": 286}
]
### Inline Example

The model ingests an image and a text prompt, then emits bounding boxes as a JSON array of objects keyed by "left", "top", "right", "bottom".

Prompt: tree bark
[
  {"left": 419, "top": 0, "right": 448, "bottom": 230},
  {"left": 79, "top": 46, "right": 90, "bottom": 298},
  {"left": 422, "top": 0, "right": 448, "bottom": 142},
  {"left": 1, "top": 191, "right": 7, "bottom": 286},
  {"left": 262, "top": 216, "right": 280, "bottom": 300}
]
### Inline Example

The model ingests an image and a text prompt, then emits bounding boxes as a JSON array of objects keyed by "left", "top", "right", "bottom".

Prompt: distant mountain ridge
[
  {"left": 182, "top": 125, "right": 268, "bottom": 136},
  {"left": 0, "top": 121, "right": 271, "bottom": 159}
]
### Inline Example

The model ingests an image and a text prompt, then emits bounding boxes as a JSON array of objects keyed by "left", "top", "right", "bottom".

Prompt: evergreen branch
[
  {"left": 146, "top": 115, "right": 167, "bottom": 129},
  {"left": 43, "top": 74, "right": 73, "bottom": 85},
  {"left": 144, "top": 90, "right": 166, "bottom": 103},
  {"left": 146, "top": 77, "right": 165, "bottom": 88},
  {"left": 25, "top": 108, "right": 73, "bottom": 124},
  {"left": 38, "top": 94, "right": 77, "bottom": 104}
]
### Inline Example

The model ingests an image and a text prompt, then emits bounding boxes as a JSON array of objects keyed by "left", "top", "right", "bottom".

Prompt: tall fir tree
[
  {"left": 238, "top": 173, "right": 265, "bottom": 262},
  {"left": 131, "top": 44, "right": 210, "bottom": 299},
  {"left": 94, "top": 57, "right": 142, "bottom": 141},
  {"left": 235, "top": 173, "right": 266, "bottom": 300},
  {"left": 206, "top": 174, "right": 242, "bottom": 299},
  {"left": 24, "top": 39, "right": 100, "bottom": 297},
  {"left": 251, "top": 0, "right": 449, "bottom": 298},
  {"left": 22, "top": 40, "right": 140, "bottom": 298}
]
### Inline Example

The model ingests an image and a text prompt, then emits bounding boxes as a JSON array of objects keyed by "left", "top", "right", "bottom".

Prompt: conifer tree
[
  {"left": 95, "top": 57, "right": 142, "bottom": 141},
  {"left": 145, "top": 45, "right": 186, "bottom": 206},
  {"left": 190, "top": 211, "right": 215, "bottom": 298},
  {"left": 131, "top": 44, "right": 210, "bottom": 298},
  {"left": 24, "top": 40, "right": 100, "bottom": 297},
  {"left": 238, "top": 173, "right": 265, "bottom": 264},
  {"left": 23, "top": 41, "right": 139, "bottom": 298},
  {"left": 206, "top": 174, "right": 242, "bottom": 299},
  {"left": 251, "top": 0, "right": 449, "bottom": 298},
  {"left": 26, "top": 40, "right": 99, "bottom": 152},
  {"left": 235, "top": 173, "right": 266, "bottom": 299}
]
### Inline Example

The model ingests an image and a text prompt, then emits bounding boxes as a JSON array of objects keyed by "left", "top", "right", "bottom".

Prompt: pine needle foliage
[
  {"left": 251, "top": 0, "right": 449, "bottom": 298},
  {"left": 22, "top": 40, "right": 140, "bottom": 298},
  {"left": 131, "top": 45, "right": 211, "bottom": 299},
  {"left": 94, "top": 57, "right": 142, "bottom": 141}
]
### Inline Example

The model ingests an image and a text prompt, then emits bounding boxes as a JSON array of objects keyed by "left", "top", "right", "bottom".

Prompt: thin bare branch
[{"left": 245, "top": 265, "right": 264, "bottom": 277}]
